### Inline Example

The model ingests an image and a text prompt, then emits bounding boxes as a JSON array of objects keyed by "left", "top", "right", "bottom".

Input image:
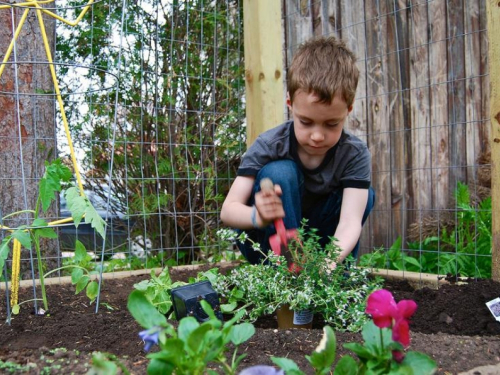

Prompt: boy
[{"left": 220, "top": 36, "right": 375, "bottom": 265}]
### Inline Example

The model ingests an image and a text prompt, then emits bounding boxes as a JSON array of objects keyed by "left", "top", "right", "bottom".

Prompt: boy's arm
[
  {"left": 220, "top": 176, "right": 284, "bottom": 229},
  {"left": 333, "top": 187, "right": 369, "bottom": 262}
]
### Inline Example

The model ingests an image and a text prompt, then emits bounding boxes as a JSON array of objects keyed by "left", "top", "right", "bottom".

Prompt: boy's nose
[{"left": 311, "top": 130, "right": 325, "bottom": 142}]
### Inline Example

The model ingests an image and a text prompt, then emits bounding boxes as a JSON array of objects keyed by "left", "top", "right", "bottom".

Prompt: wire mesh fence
[
  {"left": 282, "top": 0, "right": 491, "bottom": 278},
  {"left": 0, "top": 0, "right": 494, "bottom": 319}
]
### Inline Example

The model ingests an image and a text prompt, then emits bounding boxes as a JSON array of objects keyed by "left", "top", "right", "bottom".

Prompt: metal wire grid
[
  {"left": 0, "top": 0, "right": 492, "bottom": 320},
  {"left": 0, "top": 0, "right": 245, "bottom": 312},
  {"left": 282, "top": 0, "right": 490, "bottom": 279}
]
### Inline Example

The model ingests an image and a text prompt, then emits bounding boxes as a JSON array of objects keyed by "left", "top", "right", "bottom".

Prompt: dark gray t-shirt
[{"left": 237, "top": 121, "right": 371, "bottom": 196}]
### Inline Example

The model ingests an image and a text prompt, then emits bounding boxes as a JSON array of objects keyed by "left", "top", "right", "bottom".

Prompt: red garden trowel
[{"left": 259, "top": 178, "right": 301, "bottom": 272}]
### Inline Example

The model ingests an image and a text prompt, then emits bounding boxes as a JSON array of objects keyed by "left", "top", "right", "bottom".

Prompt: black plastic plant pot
[{"left": 170, "top": 280, "right": 223, "bottom": 322}]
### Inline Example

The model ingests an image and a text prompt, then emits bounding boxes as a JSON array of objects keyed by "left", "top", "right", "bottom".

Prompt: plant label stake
[
  {"left": 259, "top": 178, "right": 300, "bottom": 272},
  {"left": 170, "top": 280, "right": 223, "bottom": 322},
  {"left": 486, "top": 297, "right": 500, "bottom": 322}
]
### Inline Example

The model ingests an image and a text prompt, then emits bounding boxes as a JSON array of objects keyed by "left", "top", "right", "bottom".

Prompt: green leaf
[
  {"left": 90, "top": 352, "right": 118, "bottom": 374},
  {"left": 271, "top": 357, "right": 304, "bottom": 374},
  {"left": 64, "top": 187, "right": 86, "bottom": 227},
  {"left": 0, "top": 236, "right": 12, "bottom": 272},
  {"left": 127, "top": 290, "right": 167, "bottom": 329},
  {"left": 74, "top": 240, "right": 88, "bottom": 262},
  {"left": 343, "top": 343, "right": 376, "bottom": 361},
  {"left": 177, "top": 317, "right": 200, "bottom": 342},
  {"left": 39, "top": 159, "right": 72, "bottom": 212},
  {"left": 362, "top": 321, "right": 393, "bottom": 350},
  {"left": 307, "top": 326, "right": 336, "bottom": 370},
  {"left": 12, "top": 229, "right": 31, "bottom": 250},
  {"left": 151, "top": 338, "right": 185, "bottom": 364},
  {"left": 71, "top": 268, "right": 84, "bottom": 284},
  {"left": 146, "top": 358, "right": 175, "bottom": 375},
  {"left": 400, "top": 256, "right": 422, "bottom": 269},
  {"left": 333, "top": 355, "right": 358, "bottom": 375},
  {"left": 401, "top": 351, "right": 437, "bottom": 375},
  {"left": 228, "top": 323, "right": 255, "bottom": 345},
  {"left": 75, "top": 275, "right": 90, "bottom": 294},
  {"left": 86, "top": 281, "right": 99, "bottom": 301},
  {"left": 199, "top": 300, "right": 222, "bottom": 329},
  {"left": 32, "top": 218, "right": 48, "bottom": 227},
  {"left": 84, "top": 203, "right": 106, "bottom": 239},
  {"left": 220, "top": 302, "right": 237, "bottom": 313},
  {"left": 187, "top": 323, "right": 212, "bottom": 353},
  {"left": 34, "top": 227, "right": 58, "bottom": 239}
]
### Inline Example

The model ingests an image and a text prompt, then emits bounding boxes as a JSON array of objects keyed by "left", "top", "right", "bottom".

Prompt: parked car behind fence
[{"left": 58, "top": 190, "right": 132, "bottom": 258}]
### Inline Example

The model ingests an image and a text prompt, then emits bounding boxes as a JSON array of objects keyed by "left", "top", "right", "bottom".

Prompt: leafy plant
[
  {"left": 0, "top": 159, "right": 106, "bottom": 313},
  {"left": 358, "top": 237, "right": 422, "bottom": 273},
  {"left": 360, "top": 182, "right": 492, "bottom": 278},
  {"left": 213, "top": 225, "right": 384, "bottom": 332},
  {"left": 270, "top": 290, "right": 436, "bottom": 375},
  {"left": 133, "top": 268, "right": 190, "bottom": 315},
  {"left": 271, "top": 326, "right": 337, "bottom": 375},
  {"left": 127, "top": 290, "right": 255, "bottom": 375}
]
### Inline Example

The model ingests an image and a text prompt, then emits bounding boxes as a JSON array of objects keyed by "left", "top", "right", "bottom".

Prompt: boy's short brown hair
[{"left": 287, "top": 36, "right": 359, "bottom": 107}]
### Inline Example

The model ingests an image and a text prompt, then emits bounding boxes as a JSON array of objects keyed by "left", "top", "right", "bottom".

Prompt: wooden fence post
[
  {"left": 243, "top": 0, "right": 285, "bottom": 146},
  {"left": 487, "top": 0, "right": 500, "bottom": 281}
]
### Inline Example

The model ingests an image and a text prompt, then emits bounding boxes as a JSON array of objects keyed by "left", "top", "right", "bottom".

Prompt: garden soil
[{"left": 1, "top": 264, "right": 500, "bottom": 374}]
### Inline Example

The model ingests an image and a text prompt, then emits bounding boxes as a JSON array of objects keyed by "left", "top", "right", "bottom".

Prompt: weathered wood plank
[
  {"left": 480, "top": 0, "right": 491, "bottom": 155},
  {"left": 428, "top": 0, "right": 449, "bottom": 210},
  {"left": 364, "top": 1, "right": 391, "bottom": 251},
  {"left": 385, "top": 0, "right": 408, "bottom": 246},
  {"left": 311, "top": 0, "right": 338, "bottom": 37},
  {"left": 283, "top": 0, "right": 313, "bottom": 68},
  {"left": 409, "top": 1, "right": 432, "bottom": 219},
  {"left": 447, "top": 0, "right": 467, "bottom": 194},
  {"left": 340, "top": 0, "right": 368, "bottom": 139},
  {"left": 464, "top": 0, "right": 484, "bottom": 185}
]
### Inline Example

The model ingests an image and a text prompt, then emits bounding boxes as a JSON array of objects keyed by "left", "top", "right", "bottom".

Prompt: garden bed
[{"left": 1, "top": 263, "right": 500, "bottom": 374}]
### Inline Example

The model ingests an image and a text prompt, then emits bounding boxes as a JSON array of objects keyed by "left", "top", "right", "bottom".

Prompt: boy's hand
[{"left": 254, "top": 183, "right": 285, "bottom": 227}]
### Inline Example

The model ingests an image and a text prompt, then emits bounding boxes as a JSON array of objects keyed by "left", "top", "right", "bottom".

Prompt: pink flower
[
  {"left": 365, "top": 289, "right": 398, "bottom": 328},
  {"left": 366, "top": 289, "right": 417, "bottom": 349}
]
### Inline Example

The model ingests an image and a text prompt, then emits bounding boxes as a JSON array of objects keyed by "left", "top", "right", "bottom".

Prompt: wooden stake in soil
[{"left": 486, "top": 1, "right": 500, "bottom": 281}]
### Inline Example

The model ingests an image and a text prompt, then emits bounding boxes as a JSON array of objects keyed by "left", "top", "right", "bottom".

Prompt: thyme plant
[{"left": 214, "top": 225, "right": 384, "bottom": 332}]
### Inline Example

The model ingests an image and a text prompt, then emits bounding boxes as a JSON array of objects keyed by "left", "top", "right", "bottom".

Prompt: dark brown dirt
[{"left": 1, "top": 265, "right": 500, "bottom": 374}]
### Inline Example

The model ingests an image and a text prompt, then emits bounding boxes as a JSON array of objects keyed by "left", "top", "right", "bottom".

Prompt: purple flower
[{"left": 139, "top": 327, "right": 161, "bottom": 352}]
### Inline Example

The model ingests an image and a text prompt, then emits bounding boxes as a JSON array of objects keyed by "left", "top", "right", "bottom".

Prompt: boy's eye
[
  {"left": 326, "top": 122, "right": 340, "bottom": 128},
  {"left": 299, "top": 119, "right": 312, "bottom": 125}
]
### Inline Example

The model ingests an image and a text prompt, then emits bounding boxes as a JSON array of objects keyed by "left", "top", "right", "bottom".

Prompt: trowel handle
[{"left": 259, "top": 178, "right": 287, "bottom": 245}]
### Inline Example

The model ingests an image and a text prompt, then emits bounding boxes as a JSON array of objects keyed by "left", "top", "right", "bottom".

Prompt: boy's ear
[
  {"left": 348, "top": 104, "right": 353, "bottom": 112},
  {"left": 286, "top": 92, "right": 292, "bottom": 108}
]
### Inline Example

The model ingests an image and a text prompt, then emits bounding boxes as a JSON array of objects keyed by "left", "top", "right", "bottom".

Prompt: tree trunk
[{"left": 0, "top": 5, "right": 57, "bottom": 278}]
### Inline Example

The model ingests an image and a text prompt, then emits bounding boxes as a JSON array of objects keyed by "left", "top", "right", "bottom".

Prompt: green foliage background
[{"left": 56, "top": 1, "right": 245, "bottom": 263}]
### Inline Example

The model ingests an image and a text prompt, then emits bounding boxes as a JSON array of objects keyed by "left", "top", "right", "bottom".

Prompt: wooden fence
[{"left": 277, "top": 0, "right": 492, "bottom": 254}]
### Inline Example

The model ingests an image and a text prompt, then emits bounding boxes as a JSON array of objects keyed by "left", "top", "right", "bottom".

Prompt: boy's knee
[{"left": 257, "top": 160, "right": 301, "bottom": 189}]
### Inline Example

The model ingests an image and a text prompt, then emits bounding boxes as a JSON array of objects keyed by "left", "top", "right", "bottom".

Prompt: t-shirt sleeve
[
  {"left": 340, "top": 144, "right": 371, "bottom": 189},
  {"left": 237, "top": 137, "right": 273, "bottom": 177}
]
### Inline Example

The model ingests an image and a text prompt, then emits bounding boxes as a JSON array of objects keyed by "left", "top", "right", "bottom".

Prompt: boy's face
[{"left": 287, "top": 90, "right": 352, "bottom": 159}]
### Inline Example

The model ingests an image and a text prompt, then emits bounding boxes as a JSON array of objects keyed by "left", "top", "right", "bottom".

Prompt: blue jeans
[{"left": 237, "top": 160, "right": 375, "bottom": 264}]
